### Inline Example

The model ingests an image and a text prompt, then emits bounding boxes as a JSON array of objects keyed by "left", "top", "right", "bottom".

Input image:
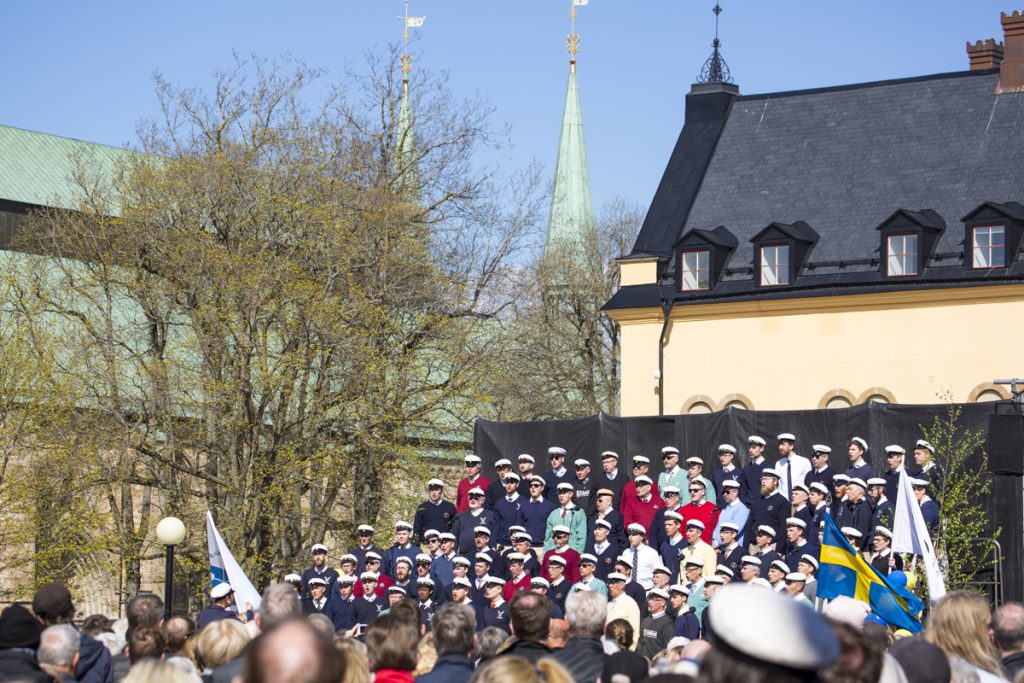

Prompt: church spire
[
  {"left": 395, "top": 0, "right": 424, "bottom": 198},
  {"left": 545, "top": 0, "right": 596, "bottom": 263}
]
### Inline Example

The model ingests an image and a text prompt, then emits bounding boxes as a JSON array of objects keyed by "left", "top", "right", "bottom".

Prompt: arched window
[
  {"left": 826, "top": 396, "right": 852, "bottom": 409},
  {"left": 688, "top": 402, "right": 713, "bottom": 415}
]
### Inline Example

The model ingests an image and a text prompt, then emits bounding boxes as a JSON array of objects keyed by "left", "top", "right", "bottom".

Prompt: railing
[{"left": 963, "top": 536, "right": 1004, "bottom": 607}]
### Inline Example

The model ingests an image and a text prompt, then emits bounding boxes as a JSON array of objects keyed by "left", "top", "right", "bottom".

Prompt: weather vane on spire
[
  {"left": 398, "top": 0, "right": 426, "bottom": 79},
  {"left": 697, "top": 2, "right": 733, "bottom": 84},
  {"left": 567, "top": 0, "right": 589, "bottom": 62}
]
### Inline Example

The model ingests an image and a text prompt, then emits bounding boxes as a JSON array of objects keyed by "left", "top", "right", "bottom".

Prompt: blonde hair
[
  {"left": 926, "top": 591, "right": 1004, "bottom": 677},
  {"left": 470, "top": 655, "right": 574, "bottom": 683},
  {"left": 412, "top": 633, "right": 437, "bottom": 677},
  {"left": 333, "top": 638, "right": 370, "bottom": 683},
  {"left": 195, "top": 618, "right": 251, "bottom": 669},
  {"left": 122, "top": 659, "right": 200, "bottom": 683}
]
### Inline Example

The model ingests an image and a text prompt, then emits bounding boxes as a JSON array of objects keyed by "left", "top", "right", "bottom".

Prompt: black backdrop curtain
[{"left": 474, "top": 400, "right": 1024, "bottom": 602}]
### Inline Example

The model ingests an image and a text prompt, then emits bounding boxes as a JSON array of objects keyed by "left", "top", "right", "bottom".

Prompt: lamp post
[{"left": 156, "top": 517, "right": 187, "bottom": 620}]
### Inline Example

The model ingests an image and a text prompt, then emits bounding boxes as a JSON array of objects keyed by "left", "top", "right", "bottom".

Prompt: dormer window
[
  {"left": 961, "top": 202, "right": 1024, "bottom": 271},
  {"left": 673, "top": 226, "right": 738, "bottom": 292},
  {"left": 971, "top": 225, "right": 1006, "bottom": 268},
  {"left": 680, "top": 249, "right": 710, "bottom": 290},
  {"left": 886, "top": 234, "right": 919, "bottom": 276},
  {"left": 875, "top": 209, "right": 944, "bottom": 279},
  {"left": 749, "top": 221, "right": 818, "bottom": 288},
  {"left": 760, "top": 244, "right": 789, "bottom": 286}
]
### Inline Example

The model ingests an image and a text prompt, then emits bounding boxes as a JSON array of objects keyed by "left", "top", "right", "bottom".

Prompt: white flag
[
  {"left": 207, "top": 511, "right": 262, "bottom": 611},
  {"left": 407, "top": 16, "right": 426, "bottom": 27},
  {"left": 574, "top": 0, "right": 590, "bottom": 5},
  {"left": 892, "top": 469, "right": 946, "bottom": 603}
]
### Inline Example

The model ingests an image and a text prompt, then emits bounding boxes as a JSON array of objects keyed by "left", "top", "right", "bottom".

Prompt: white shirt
[
  {"left": 776, "top": 454, "right": 812, "bottom": 498},
  {"left": 630, "top": 543, "right": 660, "bottom": 589}
]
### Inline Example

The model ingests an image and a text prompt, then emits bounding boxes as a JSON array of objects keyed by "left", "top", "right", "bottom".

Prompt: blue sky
[{"left": 0, "top": 2, "right": 1014, "bottom": 216}]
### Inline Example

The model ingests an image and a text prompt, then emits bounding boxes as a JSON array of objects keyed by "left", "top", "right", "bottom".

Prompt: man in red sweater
[
  {"left": 542, "top": 526, "right": 581, "bottom": 584},
  {"left": 502, "top": 552, "right": 532, "bottom": 601},
  {"left": 680, "top": 479, "right": 718, "bottom": 544},
  {"left": 620, "top": 456, "right": 660, "bottom": 504},
  {"left": 622, "top": 476, "right": 665, "bottom": 532},
  {"left": 456, "top": 455, "right": 490, "bottom": 514}
]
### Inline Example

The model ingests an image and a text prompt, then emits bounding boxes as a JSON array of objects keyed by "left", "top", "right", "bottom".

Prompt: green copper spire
[
  {"left": 395, "top": 78, "right": 422, "bottom": 199},
  {"left": 545, "top": 59, "right": 596, "bottom": 261}
]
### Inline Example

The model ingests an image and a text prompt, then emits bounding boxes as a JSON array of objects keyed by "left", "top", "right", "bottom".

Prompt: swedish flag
[{"left": 817, "top": 512, "right": 922, "bottom": 633}]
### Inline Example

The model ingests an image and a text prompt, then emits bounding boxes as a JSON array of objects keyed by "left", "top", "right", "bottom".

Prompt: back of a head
[
  {"left": 889, "top": 637, "right": 951, "bottom": 683},
  {"left": 605, "top": 619, "right": 635, "bottom": 652},
  {"left": 126, "top": 592, "right": 165, "bottom": 631},
  {"left": 38, "top": 624, "right": 80, "bottom": 668},
  {"left": 510, "top": 592, "right": 551, "bottom": 642},
  {"left": 128, "top": 626, "right": 166, "bottom": 664},
  {"left": 333, "top": 639, "right": 370, "bottom": 683},
  {"left": 123, "top": 658, "right": 201, "bottom": 683},
  {"left": 432, "top": 603, "right": 476, "bottom": 657},
  {"left": 565, "top": 590, "right": 607, "bottom": 637},
  {"left": 0, "top": 603, "right": 43, "bottom": 651},
  {"left": 926, "top": 591, "right": 1002, "bottom": 675},
  {"left": 259, "top": 583, "right": 301, "bottom": 632},
  {"left": 196, "top": 617, "right": 251, "bottom": 669},
  {"left": 473, "top": 627, "right": 510, "bottom": 663},
  {"left": 992, "top": 602, "right": 1024, "bottom": 654},
  {"left": 386, "top": 599, "right": 422, "bottom": 629},
  {"left": 244, "top": 618, "right": 345, "bottom": 683},
  {"left": 163, "top": 616, "right": 195, "bottom": 655},
  {"left": 365, "top": 612, "right": 419, "bottom": 672},
  {"left": 473, "top": 655, "right": 574, "bottom": 683},
  {"left": 80, "top": 614, "right": 114, "bottom": 637}
]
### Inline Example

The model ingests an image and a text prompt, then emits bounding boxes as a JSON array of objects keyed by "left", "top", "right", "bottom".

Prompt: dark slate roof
[{"left": 607, "top": 68, "right": 1024, "bottom": 309}]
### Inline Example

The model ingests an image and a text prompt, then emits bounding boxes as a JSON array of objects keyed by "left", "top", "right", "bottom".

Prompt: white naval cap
[
  {"left": 749, "top": 578, "right": 772, "bottom": 589},
  {"left": 440, "top": 532, "right": 456, "bottom": 542},
  {"left": 365, "top": 551, "right": 382, "bottom": 561},
  {"left": 574, "top": 459, "right": 591, "bottom": 468},
  {"left": 452, "top": 576, "right": 471, "bottom": 588},
  {"left": 395, "top": 520, "right": 413, "bottom": 531},
  {"left": 718, "top": 444, "right": 737, "bottom": 454},
  {"left": 648, "top": 587, "right": 670, "bottom": 600},
  {"left": 517, "top": 453, "right": 535, "bottom": 463},
  {"left": 664, "top": 510, "right": 683, "bottom": 523},
  {"left": 473, "top": 526, "right": 491, "bottom": 536},
  {"left": 721, "top": 479, "right": 741, "bottom": 490},
  {"left": 663, "top": 485, "right": 681, "bottom": 495},
  {"left": 841, "top": 526, "right": 863, "bottom": 539},
  {"left": 552, "top": 524, "right": 571, "bottom": 535},
  {"left": 686, "top": 519, "right": 706, "bottom": 531},
  {"left": 756, "top": 525, "right": 777, "bottom": 538},
  {"left": 415, "top": 553, "right": 432, "bottom": 563},
  {"left": 531, "top": 577, "right": 550, "bottom": 588},
  {"left": 761, "top": 468, "right": 781, "bottom": 479},
  {"left": 485, "top": 576, "right": 506, "bottom": 587},
  {"left": 210, "top": 583, "right": 234, "bottom": 599},
  {"left": 601, "top": 451, "right": 620, "bottom": 460},
  {"left": 867, "top": 477, "right": 887, "bottom": 487},
  {"left": 475, "top": 552, "right": 493, "bottom": 564},
  {"left": 607, "top": 572, "right": 628, "bottom": 583},
  {"left": 909, "top": 477, "right": 930, "bottom": 488},
  {"left": 464, "top": 454, "right": 482, "bottom": 465},
  {"left": 284, "top": 573, "right": 301, "bottom": 583},
  {"left": 832, "top": 474, "right": 850, "bottom": 483},
  {"left": 770, "top": 559, "right": 789, "bottom": 574},
  {"left": 683, "top": 557, "right": 705, "bottom": 568},
  {"left": 915, "top": 439, "right": 935, "bottom": 454},
  {"left": 669, "top": 584, "right": 690, "bottom": 596},
  {"left": 741, "top": 555, "right": 762, "bottom": 567},
  {"left": 468, "top": 486, "right": 485, "bottom": 496},
  {"left": 427, "top": 478, "right": 445, "bottom": 488},
  {"left": 849, "top": 436, "right": 869, "bottom": 451},
  {"left": 595, "top": 518, "right": 613, "bottom": 530},
  {"left": 507, "top": 552, "right": 528, "bottom": 562},
  {"left": 705, "top": 575, "right": 726, "bottom": 586},
  {"left": 799, "top": 555, "right": 819, "bottom": 570},
  {"left": 785, "top": 517, "right": 806, "bottom": 529},
  {"left": 809, "top": 482, "right": 830, "bottom": 495},
  {"left": 548, "top": 555, "right": 568, "bottom": 567},
  {"left": 873, "top": 526, "right": 893, "bottom": 539},
  {"left": 548, "top": 447, "right": 567, "bottom": 456},
  {"left": 416, "top": 577, "right": 435, "bottom": 587},
  {"left": 357, "top": 524, "right": 376, "bottom": 534},
  {"left": 747, "top": 435, "right": 767, "bottom": 446},
  {"left": 556, "top": 482, "right": 575, "bottom": 492},
  {"left": 792, "top": 483, "right": 809, "bottom": 494},
  {"left": 719, "top": 522, "right": 740, "bottom": 533},
  {"left": 812, "top": 444, "right": 832, "bottom": 454},
  {"left": 627, "top": 523, "right": 647, "bottom": 535},
  {"left": 685, "top": 456, "right": 703, "bottom": 466},
  {"left": 395, "top": 556, "right": 413, "bottom": 567},
  {"left": 494, "top": 458, "right": 512, "bottom": 468},
  {"left": 716, "top": 566, "right": 735, "bottom": 578},
  {"left": 502, "top": 472, "right": 521, "bottom": 483},
  {"left": 453, "top": 556, "right": 471, "bottom": 567},
  {"left": 311, "top": 543, "right": 328, "bottom": 554},
  {"left": 308, "top": 577, "right": 327, "bottom": 587},
  {"left": 785, "top": 572, "right": 807, "bottom": 583},
  {"left": 360, "top": 571, "right": 379, "bottom": 581},
  {"left": 777, "top": 433, "right": 796, "bottom": 442},
  {"left": 846, "top": 478, "right": 868, "bottom": 490},
  {"left": 635, "top": 475, "right": 653, "bottom": 485},
  {"left": 884, "top": 445, "right": 906, "bottom": 455},
  {"left": 661, "top": 446, "right": 680, "bottom": 455},
  {"left": 633, "top": 455, "right": 650, "bottom": 465},
  {"left": 580, "top": 554, "right": 598, "bottom": 565},
  {"left": 707, "top": 584, "right": 840, "bottom": 671},
  {"left": 388, "top": 586, "right": 406, "bottom": 595},
  {"left": 337, "top": 575, "right": 356, "bottom": 585},
  {"left": 652, "top": 565, "right": 672, "bottom": 575}
]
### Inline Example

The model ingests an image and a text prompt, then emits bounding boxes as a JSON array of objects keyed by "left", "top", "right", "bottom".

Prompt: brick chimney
[
  {"left": 999, "top": 10, "right": 1024, "bottom": 93},
  {"left": 966, "top": 39, "right": 1004, "bottom": 70}
]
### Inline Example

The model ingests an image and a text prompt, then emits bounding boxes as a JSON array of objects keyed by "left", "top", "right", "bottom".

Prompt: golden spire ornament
[
  {"left": 398, "top": 0, "right": 425, "bottom": 81},
  {"left": 567, "top": 0, "right": 589, "bottom": 65}
]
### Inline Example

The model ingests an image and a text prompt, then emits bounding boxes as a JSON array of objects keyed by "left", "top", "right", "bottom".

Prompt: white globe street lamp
[{"left": 156, "top": 517, "right": 187, "bottom": 619}]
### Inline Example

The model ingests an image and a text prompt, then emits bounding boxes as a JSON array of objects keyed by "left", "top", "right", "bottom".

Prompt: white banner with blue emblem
[{"left": 207, "top": 511, "right": 262, "bottom": 610}]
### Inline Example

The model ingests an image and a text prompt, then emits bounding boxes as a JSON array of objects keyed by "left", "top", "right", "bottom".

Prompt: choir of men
[{"left": 284, "top": 436, "right": 942, "bottom": 638}]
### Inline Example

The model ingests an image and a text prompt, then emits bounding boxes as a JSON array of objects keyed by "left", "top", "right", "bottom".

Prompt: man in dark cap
[
  {"left": 0, "top": 603, "right": 48, "bottom": 682},
  {"left": 889, "top": 637, "right": 951, "bottom": 683},
  {"left": 31, "top": 583, "right": 112, "bottom": 683}
]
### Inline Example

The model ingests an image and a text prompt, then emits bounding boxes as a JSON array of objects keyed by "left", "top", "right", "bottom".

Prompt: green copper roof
[
  {"left": 394, "top": 80, "right": 422, "bottom": 201},
  {"left": 545, "top": 62, "right": 596, "bottom": 260},
  {"left": 0, "top": 125, "right": 134, "bottom": 211}
]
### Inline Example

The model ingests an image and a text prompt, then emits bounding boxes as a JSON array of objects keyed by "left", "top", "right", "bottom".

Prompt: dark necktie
[
  {"left": 785, "top": 459, "right": 793, "bottom": 498},
  {"left": 632, "top": 547, "right": 639, "bottom": 578}
]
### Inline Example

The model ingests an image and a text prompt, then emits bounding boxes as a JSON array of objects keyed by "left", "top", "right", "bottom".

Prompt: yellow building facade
[{"left": 605, "top": 15, "right": 1024, "bottom": 416}]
